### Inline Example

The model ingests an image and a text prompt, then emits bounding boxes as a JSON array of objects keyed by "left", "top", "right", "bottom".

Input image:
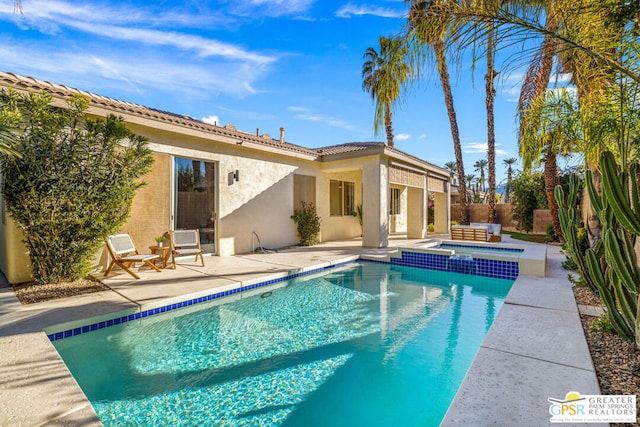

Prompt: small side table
[{"left": 149, "top": 245, "right": 170, "bottom": 269}]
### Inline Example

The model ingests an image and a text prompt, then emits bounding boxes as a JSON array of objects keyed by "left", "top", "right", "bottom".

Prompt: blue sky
[{"left": 0, "top": 0, "right": 543, "bottom": 185}]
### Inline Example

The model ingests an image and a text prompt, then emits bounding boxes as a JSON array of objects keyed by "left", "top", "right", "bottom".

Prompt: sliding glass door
[{"left": 173, "top": 157, "right": 216, "bottom": 254}]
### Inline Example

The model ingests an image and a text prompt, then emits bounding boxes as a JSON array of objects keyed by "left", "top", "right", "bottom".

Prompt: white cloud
[
  {"left": 76, "top": 23, "right": 275, "bottom": 65},
  {"left": 296, "top": 112, "right": 358, "bottom": 131},
  {"left": 5, "top": 0, "right": 276, "bottom": 66},
  {"left": 202, "top": 115, "right": 220, "bottom": 125},
  {"left": 288, "top": 106, "right": 310, "bottom": 112},
  {"left": 463, "top": 141, "right": 508, "bottom": 156},
  {"left": 223, "top": 0, "right": 315, "bottom": 17},
  {"left": 0, "top": 42, "right": 267, "bottom": 98},
  {"left": 0, "top": 0, "right": 279, "bottom": 98},
  {"left": 336, "top": 3, "right": 406, "bottom": 18},
  {"left": 395, "top": 133, "right": 411, "bottom": 141},
  {"left": 2, "top": 0, "right": 233, "bottom": 30},
  {"left": 419, "top": 133, "right": 427, "bottom": 139}
]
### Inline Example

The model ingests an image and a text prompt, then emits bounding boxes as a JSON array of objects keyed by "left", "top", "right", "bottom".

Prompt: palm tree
[
  {"left": 362, "top": 36, "right": 409, "bottom": 148},
  {"left": 465, "top": 174, "right": 479, "bottom": 203},
  {"left": 520, "top": 88, "right": 585, "bottom": 242},
  {"left": 473, "top": 159, "right": 488, "bottom": 194},
  {"left": 484, "top": 13, "right": 498, "bottom": 222},
  {"left": 421, "top": 1, "right": 640, "bottom": 85},
  {"left": 406, "top": 0, "right": 468, "bottom": 223},
  {"left": 503, "top": 157, "right": 517, "bottom": 203},
  {"left": 517, "top": 1, "right": 559, "bottom": 141},
  {"left": 444, "top": 160, "right": 458, "bottom": 184}
]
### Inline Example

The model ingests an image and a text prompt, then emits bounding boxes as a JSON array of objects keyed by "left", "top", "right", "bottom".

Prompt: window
[
  {"left": 330, "top": 180, "right": 355, "bottom": 216},
  {"left": 390, "top": 187, "right": 401, "bottom": 215},
  {"left": 294, "top": 174, "right": 316, "bottom": 212}
]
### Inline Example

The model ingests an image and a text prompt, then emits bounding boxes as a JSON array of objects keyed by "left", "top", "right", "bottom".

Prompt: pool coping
[{"left": 0, "top": 236, "right": 602, "bottom": 426}]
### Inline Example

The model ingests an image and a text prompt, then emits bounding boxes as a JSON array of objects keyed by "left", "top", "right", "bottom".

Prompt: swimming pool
[{"left": 53, "top": 261, "right": 513, "bottom": 426}]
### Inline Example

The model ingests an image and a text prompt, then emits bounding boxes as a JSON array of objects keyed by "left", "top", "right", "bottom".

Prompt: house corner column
[
  {"left": 406, "top": 184, "right": 426, "bottom": 238},
  {"left": 434, "top": 181, "right": 450, "bottom": 234},
  {"left": 362, "top": 160, "right": 388, "bottom": 248}
]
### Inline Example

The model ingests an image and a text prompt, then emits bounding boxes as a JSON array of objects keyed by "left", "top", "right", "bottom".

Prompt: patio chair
[
  {"left": 105, "top": 234, "right": 162, "bottom": 279},
  {"left": 170, "top": 229, "right": 205, "bottom": 268}
]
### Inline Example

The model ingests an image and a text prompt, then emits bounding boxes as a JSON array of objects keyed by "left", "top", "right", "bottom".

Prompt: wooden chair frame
[
  {"left": 170, "top": 229, "right": 205, "bottom": 269},
  {"left": 105, "top": 234, "right": 161, "bottom": 279}
]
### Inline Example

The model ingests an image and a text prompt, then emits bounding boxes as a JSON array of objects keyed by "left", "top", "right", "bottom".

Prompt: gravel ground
[
  {"left": 573, "top": 285, "right": 640, "bottom": 426},
  {"left": 12, "top": 278, "right": 108, "bottom": 304}
]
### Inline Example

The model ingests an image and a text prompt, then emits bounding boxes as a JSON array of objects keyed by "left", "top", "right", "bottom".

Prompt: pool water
[{"left": 53, "top": 261, "right": 513, "bottom": 426}]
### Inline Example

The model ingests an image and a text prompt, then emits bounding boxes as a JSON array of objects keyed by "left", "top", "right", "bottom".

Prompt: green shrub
[
  {"left": 511, "top": 172, "right": 545, "bottom": 232},
  {"left": 428, "top": 223, "right": 434, "bottom": 232},
  {"left": 291, "top": 202, "right": 321, "bottom": 246},
  {"left": 591, "top": 312, "right": 615, "bottom": 334},
  {"left": 546, "top": 223, "right": 557, "bottom": 242},
  {"left": 0, "top": 90, "right": 154, "bottom": 284}
]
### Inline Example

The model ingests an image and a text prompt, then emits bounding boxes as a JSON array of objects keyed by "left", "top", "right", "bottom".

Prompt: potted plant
[{"left": 154, "top": 235, "right": 166, "bottom": 247}]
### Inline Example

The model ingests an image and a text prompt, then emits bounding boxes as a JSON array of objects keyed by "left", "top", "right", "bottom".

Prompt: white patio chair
[
  {"left": 105, "top": 234, "right": 161, "bottom": 279},
  {"left": 170, "top": 229, "right": 205, "bottom": 268}
]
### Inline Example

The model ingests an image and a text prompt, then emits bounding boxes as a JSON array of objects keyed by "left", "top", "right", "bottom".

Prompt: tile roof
[
  {"left": 315, "top": 142, "right": 385, "bottom": 155},
  {"left": 0, "top": 72, "right": 317, "bottom": 157},
  {"left": 0, "top": 72, "right": 448, "bottom": 176}
]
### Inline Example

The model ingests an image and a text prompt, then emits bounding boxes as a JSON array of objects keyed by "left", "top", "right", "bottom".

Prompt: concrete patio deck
[{"left": 0, "top": 235, "right": 603, "bottom": 426}]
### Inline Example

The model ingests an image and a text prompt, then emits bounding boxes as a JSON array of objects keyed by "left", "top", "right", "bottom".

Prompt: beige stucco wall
[
  {"left": 123, "top": 153, "right": 172, "bottom": 245},
  {"left": 0, "top": 213, "right": 32, "bottom": 284},
  {"left": 318, "top": 170, "right": 363, "bottom": 241},
  {"left": 127, "top": 126, "right": 318, "bottom": 256}
]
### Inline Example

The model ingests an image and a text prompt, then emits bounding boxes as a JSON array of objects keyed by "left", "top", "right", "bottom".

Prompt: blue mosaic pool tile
[
  {"left": 389, "top": 250, "right": 519, "bottom": 281},
  {"left": 390, "top": 251, "right": 450, "bottom": 272},
  {"left": 47, "top": 263, "right": 347, "bottom": 342},
  {"left": 47, "top": 257, "right": 517, "bottom": 343}
]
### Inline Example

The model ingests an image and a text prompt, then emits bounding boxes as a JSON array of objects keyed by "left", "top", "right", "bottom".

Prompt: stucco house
[{"left": 0, "top": 72, "right": 451, "bottom": 284}]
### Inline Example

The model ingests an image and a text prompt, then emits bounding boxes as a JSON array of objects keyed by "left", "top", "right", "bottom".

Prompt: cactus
[
  {"left": 584, "top": 151, "right": 640, "bottom": 347},
  {"left": 557, "top": 150, "right": 640, "bottom": 347},
  {"left": 555, "top": 175, "right": 599, "bottom": 292},
  {"left": 600, "top": 151, "right": 640, "bottom": 235}
]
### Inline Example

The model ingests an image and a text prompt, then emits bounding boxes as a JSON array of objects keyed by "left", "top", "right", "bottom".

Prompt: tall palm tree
[
  {"left": 503, "top": 157, "right": 518, "bottom": 203},
  {"left": 362, "top": 36, "right": 409, "bottom": 148},
  {"left": 473, "top": 159, "right": 488, "bottom": 194},
  {"left": 406, "top": 0, "right": 468, "bottom": 223},
  {"left": 465, "top": 174, "right": 479, "bottom": 203},
  {"left": 484, "top": 14, "right": 498, "bottom": 222},
  {"left": 520, "top": 88, "right": 584, "bottom": 242},
  {"left": 517, "top": 0, "right": 559, "bottom": 141},
  {"left": 444, "top": 160, "right": 458, "bottom": 184}
]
